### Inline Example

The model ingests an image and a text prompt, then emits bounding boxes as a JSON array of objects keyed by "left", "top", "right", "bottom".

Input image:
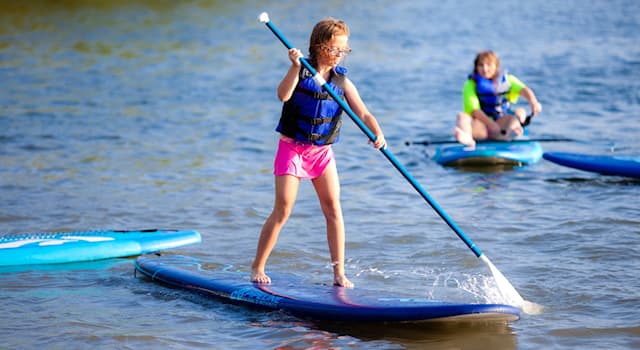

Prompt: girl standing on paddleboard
[{"left": 251, "top": 17, "right": 387, "bottom": 288}]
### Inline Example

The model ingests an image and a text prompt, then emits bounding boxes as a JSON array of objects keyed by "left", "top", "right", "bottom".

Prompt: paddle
[
  {"left": 258, "top": 12, "right": 531, "bottom": 311},
  {"left": 406, "top": 137, "right": 575, "bottom": 146},
  {"left": 406, "top": 107, "right": 566, "bottom": 146}
]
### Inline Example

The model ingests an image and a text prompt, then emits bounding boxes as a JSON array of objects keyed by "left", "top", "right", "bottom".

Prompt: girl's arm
[
  {"left": 342, "top": 78, "right": 386, "bottom": 149},
  {"left": 519, "top": 87, "right": 542, "bottom": 115},
  {"left": 277, "top": 48, "right": 303, "bottom": 102}
]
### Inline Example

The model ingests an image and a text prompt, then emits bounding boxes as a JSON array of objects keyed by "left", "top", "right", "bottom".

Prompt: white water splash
[
  {"left": 481, "top": 255, "right": 544, "bottom": 315},
  {"left": 352, "top": 260, "right": 544, "bottom": 315}
]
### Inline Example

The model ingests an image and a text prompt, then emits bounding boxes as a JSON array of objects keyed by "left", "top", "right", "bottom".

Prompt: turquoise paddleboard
[
  {"left": 0, "top": 229, "right": 201, "bottom": 267},
  {"left": 433, "top": 140, "right": 543, "bottom": 166}
]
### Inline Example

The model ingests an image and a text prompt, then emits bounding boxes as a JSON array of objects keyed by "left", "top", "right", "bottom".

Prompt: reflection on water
[
  {"left": 443, "top": 164, "right": 527, "bottom": 174},
  {"left": 318, "top": 320, "right": 517, "bottom": 350}
]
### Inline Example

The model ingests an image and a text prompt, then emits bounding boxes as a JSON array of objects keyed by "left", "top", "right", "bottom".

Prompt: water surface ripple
[{"left": 1, "top": 1, "right": 639, "bottom": 349}]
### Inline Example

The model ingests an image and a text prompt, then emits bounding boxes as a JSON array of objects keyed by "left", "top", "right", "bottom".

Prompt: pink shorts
[{"left": 273, "top": 136, "right": 335, "bottom": 179}]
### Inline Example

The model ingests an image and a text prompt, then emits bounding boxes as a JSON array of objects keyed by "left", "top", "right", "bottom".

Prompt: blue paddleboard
[
  {"left": 433, "top": 141, "right": 543, "bottom": 166},
  {"left": 0, "top": 229, "right": 201, "bottom": 267},
  {"left": 543, "top": 152, "right": 640, "bottom": 178},
  {"left": 135, "top": 255, "right": 521, "bottom": 323}
]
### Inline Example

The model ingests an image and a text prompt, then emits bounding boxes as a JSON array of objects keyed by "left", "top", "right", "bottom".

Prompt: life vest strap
[
  {"left": 308, "top": 116, "right": 334, "bottom": 125},
  {"left": 294, "top": 86, "right": 343, "bottom": 100}
]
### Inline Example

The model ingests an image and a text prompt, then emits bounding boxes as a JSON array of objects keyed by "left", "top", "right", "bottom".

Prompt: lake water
[{"left": 1, "top": 1, "right": 639, "bottom": 349}]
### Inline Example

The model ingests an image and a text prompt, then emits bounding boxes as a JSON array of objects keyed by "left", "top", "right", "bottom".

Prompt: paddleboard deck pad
[
  {"left": 0, "top": 229, "right": 201, "bottom": 267},
  {"left": 543, "top": 152, "right": 640, "bottom": 178},
  {"left": 134, "top": 255, "right": 520, "bottom": 323},
  {"left": 433, "top": 141, "right": 543, "bottom": 166}
]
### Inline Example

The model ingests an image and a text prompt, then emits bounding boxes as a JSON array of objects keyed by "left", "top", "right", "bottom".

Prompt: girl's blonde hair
[{"left": 308, "top": 18, "right": 350, "bottom": 65}]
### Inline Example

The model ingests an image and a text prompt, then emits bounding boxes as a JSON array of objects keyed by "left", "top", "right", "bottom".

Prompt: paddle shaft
[
  {"left": 406, "top": 137, "right": 575, "bottom": 146},
  {"left": 260, "top": 15, "right": 482, "bottom": 257}
]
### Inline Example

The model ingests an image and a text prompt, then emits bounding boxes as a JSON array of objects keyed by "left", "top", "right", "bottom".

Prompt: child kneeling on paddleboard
[
  {"left": 454, "top": 50, "right": 542, "bottom": 147},
  {"left": 251, "top": 17, "right": 387, "bottom": 288}
]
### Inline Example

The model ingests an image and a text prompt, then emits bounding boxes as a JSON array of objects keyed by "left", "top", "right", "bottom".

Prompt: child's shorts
[{"left": 273, "top": 136, "right": 335, "bottom": 179}]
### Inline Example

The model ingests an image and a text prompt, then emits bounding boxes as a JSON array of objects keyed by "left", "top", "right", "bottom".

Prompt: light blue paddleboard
[
  {"left": 135, "top": 255, "right": 520, "bottom": 323},
  {"left": 0, "top": 229, "right": 201, "bottom": 267},
  {"left": 543, "top": 152, "right": 640, "bottom": 178},
  {"left": 433, "top": 140, "right": 543, "bottom": 166}
]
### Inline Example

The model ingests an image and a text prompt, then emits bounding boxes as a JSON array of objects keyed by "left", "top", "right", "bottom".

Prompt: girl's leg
[
  {"left": 454, "top": 112, "right": 476, "bottom": 146},
  {"left": 251, "top": 174, "right": 300, "bottom": 283},
  {"left": 499, "top": 109, "right": 526, "bottom": 138},
  {"left": 514, "top": 107, "right": 527, "bottom": 125},
  {"left": 311, "top": 161, "right": 353, "bottom": 288},
  {"left": 470, "top": 117, "right": 490, "bottom": 140}
]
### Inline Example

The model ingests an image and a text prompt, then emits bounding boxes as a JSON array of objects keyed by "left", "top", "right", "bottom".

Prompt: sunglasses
[{"left": 322, "top": 45, "right": 352, "bottom": 57}]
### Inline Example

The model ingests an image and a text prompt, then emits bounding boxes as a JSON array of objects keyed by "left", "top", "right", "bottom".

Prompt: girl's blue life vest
[
  {"left": 471, "top": 70, "right": 511, "bottom": 120},
  {"left": 276, "top": 66, "right": 347, "bottom": 145}
]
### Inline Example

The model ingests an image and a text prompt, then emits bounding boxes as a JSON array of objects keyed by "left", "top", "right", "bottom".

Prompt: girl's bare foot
[
  {"left": 251, "top": 269, "right": 271, "bottom": 284},
  {"left": 334, "top": 275, "right": 354, "bottom": 288},
  {"left": 454, "top": 127, "right": 476, "bottom": 147}
]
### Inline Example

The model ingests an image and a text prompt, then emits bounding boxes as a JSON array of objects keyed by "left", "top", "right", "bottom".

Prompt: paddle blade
[
  {"left": 480, "top": 255, "right": 544, "bottom": 315},
  {"left": 480, "top": 255, "right": 523, "bottom": 304}
]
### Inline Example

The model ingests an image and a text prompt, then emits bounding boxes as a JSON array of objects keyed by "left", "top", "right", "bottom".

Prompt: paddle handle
[{"left": 259, "top": 13, "right": 482, "bottom": 257}]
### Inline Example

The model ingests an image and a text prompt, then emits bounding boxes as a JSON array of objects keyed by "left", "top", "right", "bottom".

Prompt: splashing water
[
  {"left": 353, "top": 259, "right": 544, "bottom": 315},
  {"left": 481, "top": 255, "right": 544, "bottom": 315},
  {"left": 419, "top": 267, "right": 508, "bottom": 304},
  {"left": 414, "top": 260, "right": 544, "bottom": 315}
]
